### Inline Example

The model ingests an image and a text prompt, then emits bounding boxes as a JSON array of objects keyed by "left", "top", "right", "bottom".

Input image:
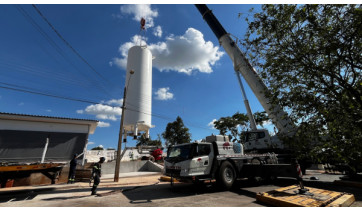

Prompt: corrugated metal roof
[{"left": 0, "top": 112, "right": 98, "bottom": 123}]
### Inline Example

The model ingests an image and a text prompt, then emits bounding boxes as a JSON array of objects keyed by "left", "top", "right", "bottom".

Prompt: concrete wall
[
  {"left": 85, "top": 148, "right": 151, "bottom": 163},
  {"left": 101, "top": 161, "right": 163, "bottom": 174},
  {"left": 102, "top": 161, "right": 147, "bottom": 174}
]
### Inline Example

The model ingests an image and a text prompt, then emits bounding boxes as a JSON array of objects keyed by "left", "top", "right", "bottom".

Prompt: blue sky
[{"left": 0, "top": 3, "right": 271, "bottom": 150}]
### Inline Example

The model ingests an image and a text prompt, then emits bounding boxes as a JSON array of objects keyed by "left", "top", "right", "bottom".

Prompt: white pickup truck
[{"left": 164, "top": 135, "right": 299, "bottom": 189}]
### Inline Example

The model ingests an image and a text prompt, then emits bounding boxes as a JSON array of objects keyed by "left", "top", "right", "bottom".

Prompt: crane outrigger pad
[{"left": 256, "top": 185, "right": 355, "bottom": 207}]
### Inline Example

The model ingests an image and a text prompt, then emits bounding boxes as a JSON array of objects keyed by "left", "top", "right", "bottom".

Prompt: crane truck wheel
[{"left": 217, "top": 161, "right": 236, "bottom": 190}]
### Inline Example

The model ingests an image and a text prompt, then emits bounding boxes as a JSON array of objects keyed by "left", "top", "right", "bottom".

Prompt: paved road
[{"left": 0, "top": 171, "right": 361, "bottom": 207}]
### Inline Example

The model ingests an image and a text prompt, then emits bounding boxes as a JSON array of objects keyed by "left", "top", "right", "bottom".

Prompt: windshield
[
  {"left": 245, "top": 132, "right": 265, "bottom": 142},
  {"left": 166, "top": 144, "right": 195, "bottom": 162},
  {"left": 165, "top": 143, "right": 212, "bottom": 162}
]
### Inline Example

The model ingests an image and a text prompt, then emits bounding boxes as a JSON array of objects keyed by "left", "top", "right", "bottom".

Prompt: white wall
[{"left": 85, "top": 149, "right": 149, "bottom": 163}]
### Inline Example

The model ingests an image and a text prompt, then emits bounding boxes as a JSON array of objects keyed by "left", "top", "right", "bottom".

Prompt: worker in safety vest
[
  {"left": 67, "top": 154, "right": 78, "bottom": 184},
  {"left": 91, "top": 157, "right": 105, "bottom": 195}
]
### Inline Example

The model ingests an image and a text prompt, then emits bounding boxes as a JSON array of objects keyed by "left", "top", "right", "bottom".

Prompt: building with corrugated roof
[
  {"left": 0, "top": 112, "right": 98, "bottom": 187},
  {"left": 0, "top": 112, "right": 98, "bottom": 165}
]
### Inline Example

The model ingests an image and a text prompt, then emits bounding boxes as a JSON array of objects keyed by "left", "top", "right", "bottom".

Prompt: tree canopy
[
  {"left": 242, "top": 4, "right": 362, "bottom": 168},
  {"left": 213, "top": 111, "right": 271, "bottom": 142},
  {"left": 136, "top": 134, "right": 162, "bottom": 147},
  {"left": 162, "top": 116, "right": 191, "bottom": 146},
  {"left": 91, "top": 146, "right": 104, "bottom": 150}
]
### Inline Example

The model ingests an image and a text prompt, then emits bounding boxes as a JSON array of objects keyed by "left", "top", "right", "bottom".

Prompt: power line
[
  {"left": 125, "top": 104, "right": 214, "bottom": 132},
  {"left": 32, "top": 4, "right": 118, "bottom": 90},
  {"left": 0, "top": 82, "right": 214, "bottom": 132},
  {"left": 0, "top": 82, "right": 101, "bottom": 106},
  {"left": 14, "top": 5, "right": 116, "bottom": 99}
]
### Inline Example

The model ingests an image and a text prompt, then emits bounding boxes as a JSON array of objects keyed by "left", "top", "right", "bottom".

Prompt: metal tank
[{"left": 123, "top": 45, "right": 153, "bottom": 139}]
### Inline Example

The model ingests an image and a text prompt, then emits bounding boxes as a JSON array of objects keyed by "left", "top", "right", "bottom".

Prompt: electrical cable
[
  {"left": 6, "top": 6, "right": 215, "bottom": 133},
  {"left": 32, "top": 4, "right": 119, "bottom": 93},
  {"left": 14, "top": 5, "right": 116, "bottom": 99},
  {"left": 0, "top": 61, "right": 94, "bottom": 90},
  {"left": 0, "top": 82, "right": 102, "bottom": 106},
  {"left": 0, "top": 82, "right": 214, "bottom": 132}
]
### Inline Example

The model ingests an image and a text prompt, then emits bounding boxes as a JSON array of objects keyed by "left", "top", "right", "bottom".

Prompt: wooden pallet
[{"left": 256, "top": 185, "right": 355, "bottom": 207}]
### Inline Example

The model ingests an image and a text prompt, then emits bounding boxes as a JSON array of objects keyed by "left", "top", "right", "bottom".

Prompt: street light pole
[{"left": 114, "top": 70, "right": 134, "bottom": 182}]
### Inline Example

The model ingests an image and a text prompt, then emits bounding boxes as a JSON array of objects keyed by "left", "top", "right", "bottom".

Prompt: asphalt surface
[{"left": 0, "top": 170, "right": 361, "bottom": 207}]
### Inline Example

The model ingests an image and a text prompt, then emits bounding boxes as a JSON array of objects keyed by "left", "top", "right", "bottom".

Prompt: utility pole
[{"left": 114, "top": 70, "right": 134, "bottom": 182}]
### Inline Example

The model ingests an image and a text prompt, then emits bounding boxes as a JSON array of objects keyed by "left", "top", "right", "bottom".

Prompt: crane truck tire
[{"left": 217, "top": 161, "right": 236, "bottom": 190}]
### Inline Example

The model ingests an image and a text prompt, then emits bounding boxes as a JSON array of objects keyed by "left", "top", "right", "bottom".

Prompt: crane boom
[{"left": 195, "top": 4, "right": 295, "bottom": 137}]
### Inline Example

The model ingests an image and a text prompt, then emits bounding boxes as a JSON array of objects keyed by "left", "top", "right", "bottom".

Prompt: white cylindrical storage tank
[{"left": 123, "top": 46, "right": 153, "bottom": 137}]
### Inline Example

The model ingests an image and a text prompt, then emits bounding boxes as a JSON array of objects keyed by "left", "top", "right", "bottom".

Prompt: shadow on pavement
[
  {"left": 43, "top": 195, "right": 90, "bottom": 201},
  {"left": 0, "top": 188, "right": 55, "bottom": 203},
  {"left": 0, "top": 191, "right": 38, "bottom": 203},
  {"left": 122, "top": 177, "right": 362, "bottom": 205},
  {"left": 122, "top": 182, "right": 217, "bottom": 204},
  {"left": 1, "top": 176, "right": 361, "bottom": 206}
]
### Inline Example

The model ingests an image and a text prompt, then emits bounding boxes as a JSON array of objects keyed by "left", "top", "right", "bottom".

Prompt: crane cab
[{"left": 244, "top": 129, "right": 283, "bottom": 152}]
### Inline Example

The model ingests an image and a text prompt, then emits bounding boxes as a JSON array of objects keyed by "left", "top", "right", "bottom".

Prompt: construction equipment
[
  {"left": 164, "top": 4, "right": 310, "bottom": 190},
  {"left": 0, "top": 163, "right": 64, "bottom": 187},
  {"left": 164, "top": 5, "right": 355, "bottom": 206},
  {"left": 195, "top": 4, "right": 296, "bottom": 154},
  {"left": 164, "top": 135, "right": 302, "bottom": 190}
]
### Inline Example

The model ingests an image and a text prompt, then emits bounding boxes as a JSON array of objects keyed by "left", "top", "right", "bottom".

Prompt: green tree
[
  {"left": 136, "top": 134, "right": 162, "bottom": 147},
  {"left": 91, "top": 145, "right": 104, "bottom": 150},
  {"left": 213, "top": 111, "right": 271, "bottom": 142},
  {"left": 243, "top": 4, "right": 362, "bottom": 168},
  {"left": 162, "top": 116, "right": 191, "bottom": 146}
]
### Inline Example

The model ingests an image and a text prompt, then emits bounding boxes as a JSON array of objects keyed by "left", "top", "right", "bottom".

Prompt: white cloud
[
  {"left": 101, "top": 99, "right": 123, "bottom": 106},
  {"left": 46, "top": 109, "right": 52, "bottom": 112},
  {"left": 114, "top": 28, "right": 224, "bottom": 75},
  {"left": 120, "top": 4, "right": 158, "bottom": 28},
  {"left": 113, "top": 35, "right": 146, "bottom": 69},
  {"left": 153, "top": 25, "right": 162, "bottom": 37},
  {"left": 77, "top": 101, "right": 122, "bottom": 121},
  {"left": 208, "top": 119, "right": 217, "bottom": 129},
  {"left": 88, "top": 141, "right": 95, "bottom": 145},
  {"left": 260, "top": 120, "right": 273, "bottom": 127},
  {"left": 155, "top": 87, "right": 174, "bottom": 100},
  {"left": 18, "top": 102, "right": 24, "bottom": 106},
  {"left": 98, "top": 121, "right": 111, "bottom": 128}
]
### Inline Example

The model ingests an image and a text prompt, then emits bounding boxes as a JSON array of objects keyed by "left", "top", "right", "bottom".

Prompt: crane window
[
  {"left": 246, "top": 132, "right": 266, "bottom": 142},
  {"left": 258, "top": 132, "right": 265, "bottom": 139}
]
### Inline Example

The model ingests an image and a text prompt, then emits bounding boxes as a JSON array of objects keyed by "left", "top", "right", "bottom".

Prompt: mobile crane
[
  {"left": 195, "top": 4, "right": 296, "bottom": 153},
  {"left": 164, "top": 5, "right": 304, "bottom": 190}
]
